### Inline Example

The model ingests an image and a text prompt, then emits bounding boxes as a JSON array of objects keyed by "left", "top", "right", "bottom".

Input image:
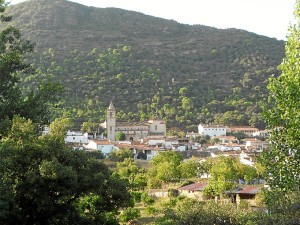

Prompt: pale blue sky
[{"left": 10, "top": 0, "right": 296, "bottom": 40}]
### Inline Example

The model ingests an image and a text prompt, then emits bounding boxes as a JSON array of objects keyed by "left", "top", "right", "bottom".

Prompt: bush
[
  {"left": 109, "top": 148, "right": 133, "bottom": 162},
  {"left": 119, "top": 207, "right": 140, "bottom": 222},
  {"left": 130, "top": 191, "right": 142, "bottom": 203},
  {"left": 168, "top": 189, "right": 178, "bottom": 198},
  {"left": 85, "top": 151, "right": 104, "bottom": 159},
  {"left": 141, "top": 192, "right": 155, "bottom": 206}
]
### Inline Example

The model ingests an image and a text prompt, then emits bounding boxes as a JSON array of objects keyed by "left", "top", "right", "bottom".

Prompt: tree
[
  {"left": 116, "top": 131, "right": 126, "bottom": 141},
  {"left": 119, "top": 207, "right": 141, "bottom": 223},
  {"left": 0, "top": 116, "right": 131, "bottom": 224},
  {"left": 109, "top": 148, "right": 133, "bottom": 162},
  {"left": 147, "top": 151, "right": 182, "bottom": 187},
  {"left": 81, "top": 121, "right": 98, "bottom": 133},
  {"left": 203, "top": 156, "right": 240, "bottom": 196},
  {"left": 261, "top": 1, "right": 300, "bottom": 191},
  {"left": 180, "top": 157, "right": 201, "bottom": 179},
  {"left": 114, "top": 158, "right": 147, "bottom": 190},
  {"left": 49, "top": 117, "right": 73, "bottom": 137},
  {"left": 0, "top": 1, "right": 61, "bottom": 136}
]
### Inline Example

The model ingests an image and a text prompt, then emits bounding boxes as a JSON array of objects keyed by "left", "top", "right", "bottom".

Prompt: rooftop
[{"left": 178, "top": 182, "right": 208, "bottom": 191}]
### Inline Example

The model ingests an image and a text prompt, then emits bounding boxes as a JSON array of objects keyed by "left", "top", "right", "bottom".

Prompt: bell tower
[{"left": 107, "top": 101, "right": 116, "bottom": 142}]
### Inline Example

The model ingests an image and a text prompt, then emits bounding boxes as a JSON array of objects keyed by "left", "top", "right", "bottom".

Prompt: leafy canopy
[
  {"left": 261, "top": 0, "right": 300, "bottom": 191},
  {"left": 0, "top": 116, "right": 131, "bottom": 224}
]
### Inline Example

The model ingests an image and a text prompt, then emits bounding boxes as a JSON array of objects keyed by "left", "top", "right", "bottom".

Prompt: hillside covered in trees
[{"left": 4, "top": 0, "right": 286, "bottom": 130}]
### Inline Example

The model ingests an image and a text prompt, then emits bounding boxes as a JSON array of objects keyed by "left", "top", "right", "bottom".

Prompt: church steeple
[
  {"left": 108, "top": 101, "right": 115, "bottom": 110},
  {"left": 107, "top": 101, "right": 116, "bottom": 142}
]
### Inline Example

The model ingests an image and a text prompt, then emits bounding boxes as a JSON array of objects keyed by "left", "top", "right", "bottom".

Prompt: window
[{"left": 155, "top": 125, "right": 157, "bottom": 130}]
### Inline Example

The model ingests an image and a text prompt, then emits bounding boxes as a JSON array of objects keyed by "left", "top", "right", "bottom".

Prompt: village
[
  {"left": 57, "top": 102, "right": 268, "bottom": 162},
  {"left": 42, "top": 102, "right": 270, "bottom": 209}
]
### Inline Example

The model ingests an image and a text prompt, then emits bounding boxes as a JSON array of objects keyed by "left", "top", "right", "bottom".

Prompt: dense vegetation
[
  {"left": 22, "top": 44, "right": 280, "bottom": 131},
  {"left": 261, "top": 0, "right": 300, "bottom": 192},
  {"left": 109, "top": 150, "right": 300, "bottom": 225},
  {"left": 3, "top": 0, "right": 286, "bottom": 130},
  {"left": 1, "top": 0, "right": 300, "bottom": 224},
  {"left": 0, "top": 1, "right": 131, "bottom": 224}
]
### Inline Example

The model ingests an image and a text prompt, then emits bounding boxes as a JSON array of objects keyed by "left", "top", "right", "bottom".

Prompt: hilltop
[{"left": 3, "top": 0, "right": 286, "bottom": 130}]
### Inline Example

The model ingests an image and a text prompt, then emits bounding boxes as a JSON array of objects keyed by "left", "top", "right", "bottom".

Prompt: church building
[{"left": 106, "top": 102, "right": 166, "bottom": 142}]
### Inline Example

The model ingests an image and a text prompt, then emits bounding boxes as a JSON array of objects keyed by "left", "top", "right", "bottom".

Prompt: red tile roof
[
  {"left": 229, "top": 185, "right": 261, "bottom": 195},
  {"left": 178, "top": 183, "right": 208, "bottom": 191},
  {"left": 90, "top": 139, "right": 112, "bottom": 145}
]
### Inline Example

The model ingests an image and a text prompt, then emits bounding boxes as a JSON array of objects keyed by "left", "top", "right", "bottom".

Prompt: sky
[{"left": 10, "top": 0, "right": 296, "bottom": 40}]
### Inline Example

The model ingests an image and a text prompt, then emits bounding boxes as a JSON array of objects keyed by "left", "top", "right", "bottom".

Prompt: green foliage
[
  {"left": 130, "top": 191, "right": 143, "bottom": 203},
  {"left": 229, "top": 132, "right": 248, "bottom": 141},
  {"left": 261, "top": 1, "right": 300, "bottom": 191},
  {"left": 157, "top": 195, "right": 300, "bottom": 225},
  {"left": 109, "top": 148, "right": 133, "bottom": 162},
  {"left": 204, "top": 156, "right": 258, "bottom": 196},
  {"left": 263, "top": 190, "right": 300, "bottom": 224},
  {"left": 114, "top": 158, "right": 147, "bottom": 190},
  {"left": 81, "top": 121, "right": 98, "bottom": 133},
  {"left": 147, "top": 151, "right": 183, "bottom": 187},
  {"left": 5, "top": 0, "right": 285, "bottom": 130},
  {"left": 0, "top": 116, "right": 131, "bottom": 224},
  {"left": 85, "top": 150, "right": 104, "bottom": 159},
  {"left": 49, "top": 117, "right": 73, "bottom": 137},
  {"left": 119, "top": 207, "right": 141, "bottom": 222},
  {"left": 26, "top": 43, "right": 277, "bottom": 130},
  {"left": 116, "top": 131, "right": 126, "bottom": 141},
  {"left": 179, "top": 157, "right": 201, "bottom": 179},
  {"left": 0, "top": 2, "right": 62, "bottom": 135},
  {"left": 141, "top": 192, "right": 155, "bottom": 206},
  {"left": 157, "top": 197, "right": 266, "bottom": 225}
]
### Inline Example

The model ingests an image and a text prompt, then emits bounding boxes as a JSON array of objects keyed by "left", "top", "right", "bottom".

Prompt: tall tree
[
  {"left": 0, "top": 0, "right": 61, "bottom": 136},
  {"left": 262, "top": 0, "right": 300, "bottom": 191},
  {"left": 147, "top": 151, "right": 182, "bottom": 188},
  {"left": 0, "top": 116, "right": 131, "bottom": 224}
]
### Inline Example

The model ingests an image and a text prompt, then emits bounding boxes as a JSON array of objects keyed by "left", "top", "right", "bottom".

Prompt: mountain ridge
[{"left": 3, "top": 0, "right": 286, "bottom": 130}]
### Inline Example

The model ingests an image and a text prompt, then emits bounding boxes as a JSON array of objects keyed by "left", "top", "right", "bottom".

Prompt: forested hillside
[{"left": 4, "top": 0, "right": 286, "bottom": 130}]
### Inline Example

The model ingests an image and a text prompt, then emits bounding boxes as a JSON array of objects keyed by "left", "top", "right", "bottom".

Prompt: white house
[
  {"left": 253, "top": 130, "right": 269, "bottom": 138},
  {"left": 132, "top": 145, "right": 164, "bottom": 160},
  {"left": 244, "top": 138, "right": 268, "bottom": 151},
  {"left": 65, "top": 130, "right": 89, "bottom": 144},
  {"left": 165, "top": 137, "right": 179, "bottom": 149},
  {"left": 147, "top": 137, "right": 166, "bottom": 147},
  {"left": 83, "top": 140, "right": 118, "bottom": 156},
  {"left": 198, "top": 124, "right": 227, "bottom": 137}
]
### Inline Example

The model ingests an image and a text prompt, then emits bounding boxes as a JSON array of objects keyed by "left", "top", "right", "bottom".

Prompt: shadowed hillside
[{"left": 3, "top": 0, "right": 286, "bottom": 130}]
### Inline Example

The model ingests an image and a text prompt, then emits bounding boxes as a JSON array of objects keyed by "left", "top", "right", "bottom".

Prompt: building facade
[
  {"left": 107, "top": 101, "right": 116, "bottom": 142},
  {"left": 106, "top": 102, "right": 166, "bottom": 142},
  {"left": 227, "top": 126, "right": 259, "bottom": 137},
  {"left": 198, "top": 124, "right": 227, "bottom": 137}
]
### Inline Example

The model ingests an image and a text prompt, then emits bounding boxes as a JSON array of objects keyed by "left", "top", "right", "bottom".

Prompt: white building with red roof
[{"left": 198, "top": 124, "right": 227, "bottom": 137}]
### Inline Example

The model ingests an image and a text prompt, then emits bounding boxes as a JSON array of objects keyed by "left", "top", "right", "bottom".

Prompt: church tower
[{"left": 107, "top": 101, "right": 116, "bottom": 142}]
